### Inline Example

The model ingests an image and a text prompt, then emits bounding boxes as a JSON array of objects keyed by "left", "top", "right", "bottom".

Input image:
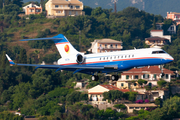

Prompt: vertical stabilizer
[{"left": 53, "top": 34, "right": 79, "bottom": 57}]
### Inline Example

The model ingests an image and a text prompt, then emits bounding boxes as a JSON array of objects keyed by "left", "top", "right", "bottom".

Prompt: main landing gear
[
  {"left": 91, "top": 75, "right": 99, "bottom": 81},
  {"left": 91, "top": 74, "right": 119, "bottom": 81},
  {"left": 111, "top": 75, "right": 119, "bottom": 81}
]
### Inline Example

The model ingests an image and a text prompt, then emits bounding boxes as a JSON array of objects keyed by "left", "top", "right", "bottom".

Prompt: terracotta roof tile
[
  {"left": 122, "top": 66, "right": 174, "bottom": 75},
  {"left": 151, "top": 30, "right": 163, "bottom": 32},
  {"left": 100, "top": 85, "right": 130, "bottom": 92}
]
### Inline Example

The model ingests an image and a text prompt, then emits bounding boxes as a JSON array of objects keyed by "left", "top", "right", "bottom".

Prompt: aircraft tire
[
  {"left": 92, "top": 75, "right": 99, "bottom": 81},
  {"left": 111, "top": 75, "right": 119, "bottom": 81}
]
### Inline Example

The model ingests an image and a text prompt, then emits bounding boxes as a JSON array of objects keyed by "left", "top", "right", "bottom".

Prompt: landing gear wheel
[
  {"left": 111, "top": 75, "right": 119, "bottom": 81},
  {"left": 91, "top": 75, "right": 99, "bottom": 81}
]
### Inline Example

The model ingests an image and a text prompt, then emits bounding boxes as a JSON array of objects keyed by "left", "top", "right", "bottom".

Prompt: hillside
[{"left": 23, "top": 0, "right": 180, "bottom": 17}]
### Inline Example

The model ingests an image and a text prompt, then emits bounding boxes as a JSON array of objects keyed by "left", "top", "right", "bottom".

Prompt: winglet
[{"left": 5, "top": 54, "right": 15, "bottom": 65}]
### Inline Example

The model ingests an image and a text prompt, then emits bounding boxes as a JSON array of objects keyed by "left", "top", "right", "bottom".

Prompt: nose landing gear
[{"left": 111, "top": 75, "right": 119, "bottom": 81}]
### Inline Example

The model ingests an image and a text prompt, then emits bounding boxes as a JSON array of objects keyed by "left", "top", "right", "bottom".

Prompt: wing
[{"left": 6, "top": 54, "right": 118, "bottom": 74}]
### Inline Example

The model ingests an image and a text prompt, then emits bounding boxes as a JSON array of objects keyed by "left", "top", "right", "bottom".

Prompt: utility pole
[{"left": 111, "top": 0, "right": 118, "bottom": 13}]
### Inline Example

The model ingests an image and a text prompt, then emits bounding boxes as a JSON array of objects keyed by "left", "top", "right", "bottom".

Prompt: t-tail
[{"left": 20, "top": 34, "right": 79, "bottom": 58}]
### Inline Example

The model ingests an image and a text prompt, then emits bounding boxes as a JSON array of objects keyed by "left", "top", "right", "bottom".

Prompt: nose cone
[{"left": 163, "top": 55, "right": 174, "bottom": 64}]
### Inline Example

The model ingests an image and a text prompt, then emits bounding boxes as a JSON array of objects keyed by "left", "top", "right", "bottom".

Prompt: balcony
[
  {"left": 52, "top": 7, "right": 70, "bottom": 10},
  {"left": 174, "top": 17, "right": 180, "bottom": 20},
  {"left": 55, "top": 12, "right": 65, "bottom": 16},
  {"left": 52, "top": 6, "right": 83, "bottom": 10},
  {"left": 102, "top": 46, "right": 123, "bottom": 49}
]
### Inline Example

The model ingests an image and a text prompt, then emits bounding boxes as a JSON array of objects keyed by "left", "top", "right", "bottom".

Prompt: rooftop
[
  {"left": 122, "top": 66, "right": 174, "bottom": 75},
  {"left": 145, "top": 37, "right": 169, "bottom": 41},
  {"left": 125, "top": 103, "right": 156, "bottom": 107},
  {"left": 95, "top": 39, "right": 122, "bottom": 43},
  {"left": 100, "top": 85, "right": 130, "bottom": 92}
]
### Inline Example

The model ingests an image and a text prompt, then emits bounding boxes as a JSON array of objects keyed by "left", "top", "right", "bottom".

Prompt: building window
[
  {"left": 76, "top": 6, "right": 80, "bottom": 9},
  {"left": 135, "top": 75, "right": 138, "bottom": 79},
  {"left": 69, "top": 11, "right": 72, "bottom": 15},
  {"left": 70, "top": 5, "right": 74, "bottom": 9},
  {"left": 55, "top": 5, "right": 59, "bottom": 8},
  {"left": 30, "top": 9, "right": 34, "bottom": 12},
  {"left": 135, "top": 107, "right": 139, "bottom": 109},
  {"left": 143, "top": 74, "right": 149, "bottom": 78},
  {"left": 60, "top": 5, "right": 63, "bottom": 8},
  {"left": 115, "top": 44, "right": 118, "bottom": 48},
  {"left": 105, "top": 44, "right": 107, "bottom": 48},
  {"left": 36, "top": 9, "right": 41, "bottom": 12},
  {"left": 154, "top": 74, "right": 156, "bottom": 79},
  {"left": 121, "top": 83, "right": 124, "bottom": 86},
  {"left": 57, "top": 11, "right": 61, "bottom": 13},
  {"left": 76, "top": 11, "right": 78, "bottom": 15},
  {"left": 130, "top": 107, "right": 134, "bottom": 109},
  {"left": 126, "top": 75, "right": 129, "bottom": 79},
  {"left": 166, "top": 74, "right": 169, "bottom": 79},
  {"left": 111, "top": 44, "right": 113, "bottom": 48}
]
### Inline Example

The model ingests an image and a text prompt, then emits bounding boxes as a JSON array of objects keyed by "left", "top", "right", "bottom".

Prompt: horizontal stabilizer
[{"left": 20, "top": 38, "right": 63, "bottom": 41}]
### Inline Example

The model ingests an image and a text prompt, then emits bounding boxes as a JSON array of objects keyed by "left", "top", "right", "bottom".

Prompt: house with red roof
[
  {"left": 145, "top": 30, "right": 171, "bottom": 48},
  {"left": 88, "top": 85, "right": 131, "bottom": 103},
  {"left": 116, "top": 66, "right": 175, "bottom": 89}
]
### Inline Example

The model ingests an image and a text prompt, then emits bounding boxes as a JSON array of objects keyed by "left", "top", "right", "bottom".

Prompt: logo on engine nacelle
[{"left": 64, "top": 44, "right": 70, "bottom": 53}]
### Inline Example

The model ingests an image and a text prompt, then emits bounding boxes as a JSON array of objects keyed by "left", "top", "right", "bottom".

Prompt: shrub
[
  {"left": 144, "top": 99, "right": 150, "bottom": 103},
  {"left": 133, "top": 109, "right": 139, "bottom": 114},
  {"left": 135, "top": 99, "right": 143, "bottom": 103}
]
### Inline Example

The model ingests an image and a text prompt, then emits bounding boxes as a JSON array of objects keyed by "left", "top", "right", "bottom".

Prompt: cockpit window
[{"left": 152, "top": 51, "right": 166, "bottom": 54}]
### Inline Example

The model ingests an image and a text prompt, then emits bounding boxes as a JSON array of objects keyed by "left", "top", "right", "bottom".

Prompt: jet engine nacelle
[{"left": 76, "top": 54, "right": 85, "bottom": 64}]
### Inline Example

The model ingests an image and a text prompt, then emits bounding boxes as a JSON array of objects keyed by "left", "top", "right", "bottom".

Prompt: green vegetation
[{"left": 0, "top": 1, "right": 179, "bottom": 119}]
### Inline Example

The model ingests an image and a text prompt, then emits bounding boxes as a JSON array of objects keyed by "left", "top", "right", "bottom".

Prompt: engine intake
[{"left": 76, "top": 54, "right": 84, "bottom": 64}]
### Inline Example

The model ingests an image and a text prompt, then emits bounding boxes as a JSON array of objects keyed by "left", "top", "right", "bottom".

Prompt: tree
[
  {"left": 4, "top": 0, "right": 11, "bottom": 5},
  {"left": 138, "top": 79, "right": 147, "bottom": 87},
  {"left": 19, "top": 48, "right": 27, "bottom": 63},
  {"left": 103, "top": 90, "right": 124, "bottom": 103},
  {"left": 177, "top": 25, "right": 180, "bottom": 38},
  {"left": 157, "top": 79, "right": 167, "bottom": 88},
  {"left": 12, "top": 0, "right": 23, "bottom": 7},
  {"left": 154, "top": 97, "right": 162, "bottom": 106},
  {"left": 0, "top": 0, "right": 3, "bottom": 9},
  {"left": 83, "top": 6, "right": 92, "bottom": 15},
  {"left": 1, "top": 51, "right": 7, "bottom": 68},
  {"left": 152, "top": 18, "right": 157, "bottom": 29},
  {"left": 3, "top": 4, "right": 21, "bottom": 15}
]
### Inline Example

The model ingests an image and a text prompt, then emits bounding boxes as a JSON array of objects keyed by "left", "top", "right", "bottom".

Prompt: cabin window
[
  {"left": 121, "top": 56, "right": 123, "bottom": 58},
  {"left": 132, "top": 55, "right": 134, "bottom": 57},
  {"left": 125, "top": 55, "right": 127, "bottom": 58},
  {"left": 100, "top": 58, "right": 101, "bottom": 60},
  {"left": 104, "top": 57, "right": 105, "bottom": 60},
  {"left": 129, "top": 55, "right": 131, "bottom": 58},
  {"left": 152, "top": 51, "right": 166, "bottom": 54},
  {"left": 114, "top": 56, "right": 116, "bottom": 59}
]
